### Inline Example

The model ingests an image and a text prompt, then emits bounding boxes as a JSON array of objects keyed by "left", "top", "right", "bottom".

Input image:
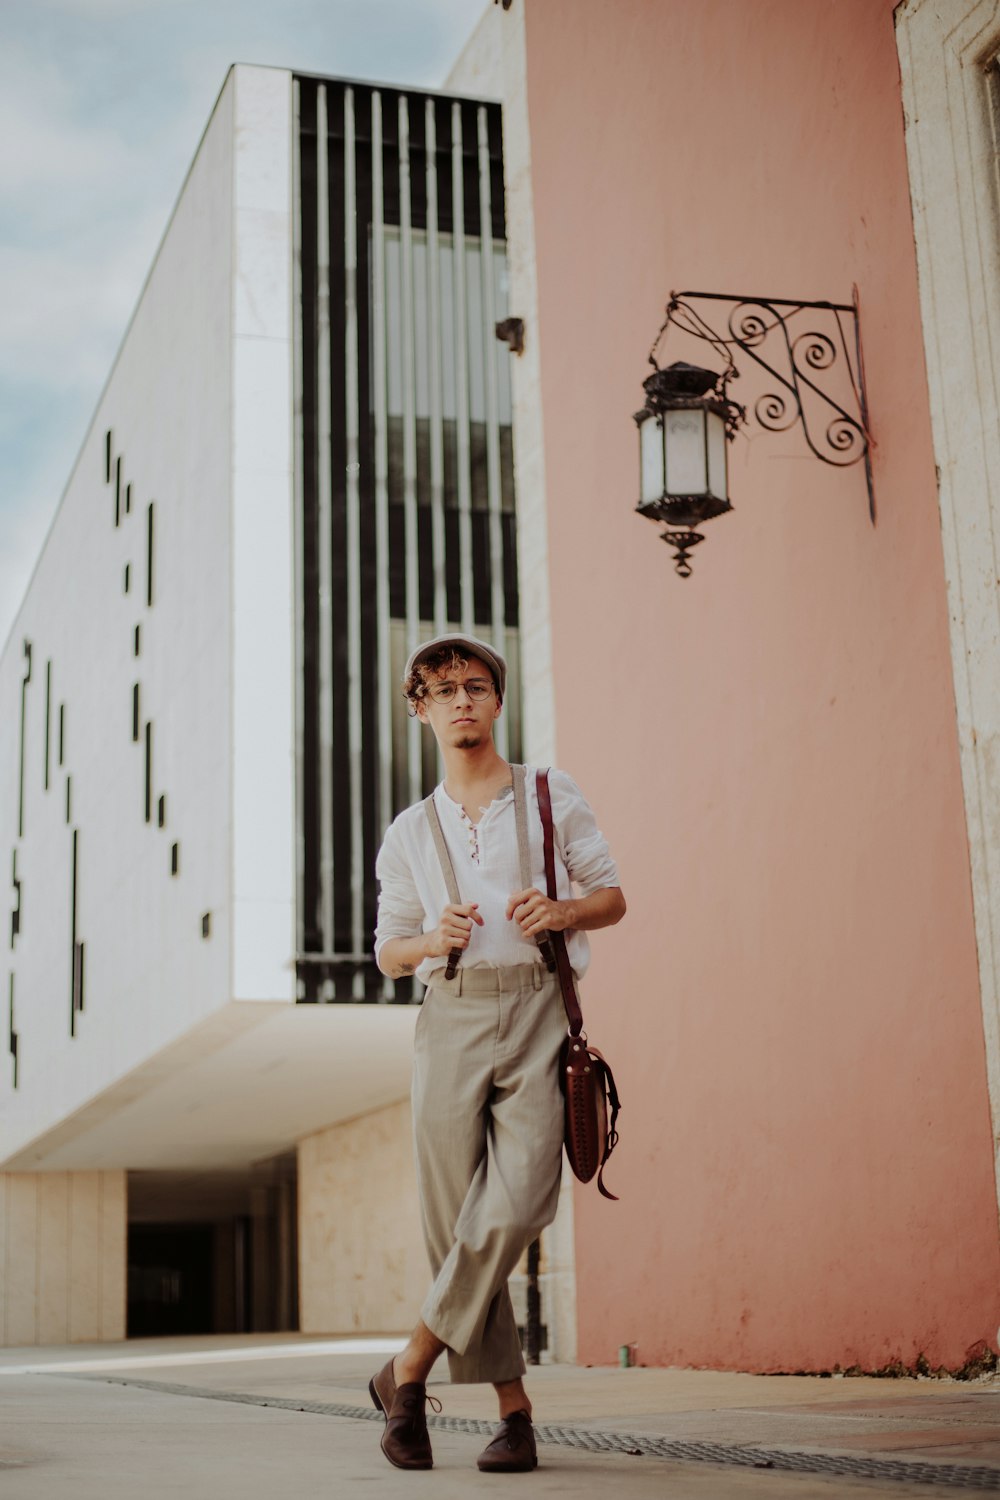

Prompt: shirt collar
[{"left": 436, "top": 780, "right": 514, "bottom": 824}]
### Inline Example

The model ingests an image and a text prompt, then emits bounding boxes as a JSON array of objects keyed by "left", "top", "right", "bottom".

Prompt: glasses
[{"left": 424, "top": 678, "right": 495, "bottom": 704}]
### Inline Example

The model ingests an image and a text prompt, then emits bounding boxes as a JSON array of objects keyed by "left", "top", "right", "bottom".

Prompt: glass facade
[{"left": 293, "top": 77, "right": 520, "bottom": 1003}]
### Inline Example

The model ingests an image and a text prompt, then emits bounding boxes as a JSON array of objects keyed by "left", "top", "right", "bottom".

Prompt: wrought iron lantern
[
  {"left": 635, "top": 361, "right": 743, "bottom": 577},
  {"left": 636, "top": 291, "right": 874, "bottom": 577}
]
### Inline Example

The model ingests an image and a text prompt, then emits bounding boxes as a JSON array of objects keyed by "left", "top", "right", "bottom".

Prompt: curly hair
[{"left": 403, "top": 645, "right": 501, "bottom": 716}]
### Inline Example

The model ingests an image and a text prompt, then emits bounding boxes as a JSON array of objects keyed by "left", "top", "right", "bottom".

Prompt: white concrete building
[{"left": 0, "top": 59, "right": 545, "bottom": 1346}]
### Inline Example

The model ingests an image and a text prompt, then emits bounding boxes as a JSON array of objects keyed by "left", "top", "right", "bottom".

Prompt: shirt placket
[
  {"left": 454, "top": 804, "right": 481, "bottom": 866},
  {"left": 449, "top": 789, "right": 511, "bottom": 868}
]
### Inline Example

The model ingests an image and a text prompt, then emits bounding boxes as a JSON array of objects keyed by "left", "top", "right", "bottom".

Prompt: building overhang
[{"left": 1, "top": 1002, "right": 417, "bottom": 1171}]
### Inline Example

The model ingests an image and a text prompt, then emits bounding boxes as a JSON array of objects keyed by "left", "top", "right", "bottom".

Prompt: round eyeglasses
[{"left": 424, "top": 679, "right": 495, "bottom": 704}]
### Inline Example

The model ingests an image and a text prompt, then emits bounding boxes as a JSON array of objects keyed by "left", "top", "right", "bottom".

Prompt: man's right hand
[{"left": 425, "top": 903, "right": 484, "bottom": 957}]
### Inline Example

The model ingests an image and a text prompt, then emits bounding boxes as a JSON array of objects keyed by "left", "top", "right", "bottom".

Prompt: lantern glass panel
[
  {"left": 639, "top": 413, "right": 665, "bottom": 504},
  {"left": 664, "top": 407, "right": 708, "bottom": 496},
  {"left": 706, "top": 409, "right": 728, "bottom": 501}
]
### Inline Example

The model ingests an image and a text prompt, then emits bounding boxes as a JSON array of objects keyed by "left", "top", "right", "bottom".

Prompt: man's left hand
[{"left": 506, "top": 888, "right": 570, "bottom": 937}]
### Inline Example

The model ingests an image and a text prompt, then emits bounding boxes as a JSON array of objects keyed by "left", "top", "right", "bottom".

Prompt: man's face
[{"left": 415, "top": 653, "right": 501, "bottom": 750}]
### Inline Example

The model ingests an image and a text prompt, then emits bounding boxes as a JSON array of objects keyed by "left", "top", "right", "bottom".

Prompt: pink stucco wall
[{"left": 523, "top": 0, "right": 1000, "bottom": 1370}]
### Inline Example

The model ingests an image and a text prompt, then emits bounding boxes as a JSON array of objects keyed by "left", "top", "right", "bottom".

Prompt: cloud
[
  {"left": 0, "top": 50, "right": 133, "bottom": 196},
  {"left": 0, "top": 222, "right": 164, "bottom": 389}
]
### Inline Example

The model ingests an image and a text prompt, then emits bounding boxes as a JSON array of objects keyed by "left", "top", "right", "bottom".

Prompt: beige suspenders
[{"left": 424, "top": 792, "right": 465, "bottom": 979}]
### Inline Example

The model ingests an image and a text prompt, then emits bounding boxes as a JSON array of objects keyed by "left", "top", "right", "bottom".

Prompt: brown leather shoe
[
  {"left": 368, "top": 1357, "right": 396, "bottom": 1420},
  {"left": 477, "top": 1409, "right": 538, "bottom": 1472},
  {"left": 375, "top": 1374, "right": 438, "bottom": 1471}
]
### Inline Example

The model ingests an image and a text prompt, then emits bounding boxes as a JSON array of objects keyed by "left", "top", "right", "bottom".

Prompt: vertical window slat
[
  {"left": 477, "top": 105, "right": 508, "bottom": 759},
  {"left": 292, "top": 78, "right": 307, "bottom": 978},
  {"left": 426, "top": 100, "right": 447, "bottom": 638},
  {"left": 344, "top": 87, "right": 366, "bottom": 999},
  {"left": 371, "top": 92, "right": 395, "bottom": 1001},
  {"left": 371, "top": 94, "right": 394, "bottom": 852},
  {"left": 316, "top": 83, "right": 337, "bottom": 990},
  {"left": 451, "top": 102, "right": 474, "bottom": 634},
  {"left": 399, "top": 96, "right": 423, "bottom": 808}
]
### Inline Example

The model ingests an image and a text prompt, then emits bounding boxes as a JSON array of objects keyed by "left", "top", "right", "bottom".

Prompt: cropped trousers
[{"left": 412, "top": 962, "right": 566, "bottom": 1384}]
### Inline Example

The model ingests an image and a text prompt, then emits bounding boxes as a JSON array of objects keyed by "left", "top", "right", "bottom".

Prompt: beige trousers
[{"left": 412, "top": 962, "right": 566, "bottom": 1384}]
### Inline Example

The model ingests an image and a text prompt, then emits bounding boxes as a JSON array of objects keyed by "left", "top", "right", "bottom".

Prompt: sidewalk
[{"left": 2, "top": 1334, "right": 1000, "bottom": 1497}]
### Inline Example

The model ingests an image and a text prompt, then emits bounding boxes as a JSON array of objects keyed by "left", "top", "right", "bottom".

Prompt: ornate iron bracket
[{"left": 656, "top": 290, "right": 875, "bottom": 523}]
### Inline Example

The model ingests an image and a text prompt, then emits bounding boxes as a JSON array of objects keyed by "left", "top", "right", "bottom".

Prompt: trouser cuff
[{"left": 423, "top": 1305, "right": 527, "bottom": 1384}]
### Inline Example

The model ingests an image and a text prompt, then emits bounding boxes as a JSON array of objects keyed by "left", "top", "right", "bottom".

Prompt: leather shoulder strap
[
  {"left": 512, "top": 765, "right": 556, "bottom": 974},
  {"left": 424, "top": 794, "right": 463, "bottom": 980},
  {"left": 536, "top": 769, "right": 584, "bottom": 1035},
  {"left": 589, "top": 1047, "right": 622, "bottom": 1200}
]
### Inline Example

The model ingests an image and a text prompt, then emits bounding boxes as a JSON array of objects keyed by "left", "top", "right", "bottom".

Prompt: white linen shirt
[{"left": 374, "top": 767, "right": 619, "bottom": 984}]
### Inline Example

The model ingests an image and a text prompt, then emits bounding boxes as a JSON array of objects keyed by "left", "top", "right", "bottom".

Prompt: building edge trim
[{"left": 896, "top": 0, "right": 1000, "bottom": 1229}]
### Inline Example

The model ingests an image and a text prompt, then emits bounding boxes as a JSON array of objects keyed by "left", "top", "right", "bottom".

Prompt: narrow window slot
[
  {"left": 70, "top": 828, "right": 78, "bottom": 1035},
  {"left": 146, "top": 501, "right": 154, "bottom": 606},
  {"left": 105, "top": 430, "right": 112, "bottom": 485},
  {"left": 18, "top": 641, "right": 31, "bottom": 838},
  {"left": 134, "top": 624, "right": 141, "bottom": 657},
  {"left": 44, "top": 660, "right": 51, "bottom": 791},
  {"left": 132, "top": 684, "right": 140, "bottom": 742},
  {"left": 10, "top": 850, "right": 20, "bottom": 948},
  {"left": 8, "top": 974, "right": 17, "bottom": 1089},
  {"left": 123, "top": 563, "right": 130, "bottom": 594},
  {"left": 125, "top": 482, "right": 132, "bottom": 516},
  {"left": 65, "top": 775, "right": 71, "bottom": 824},
  {"left": 201, "top": 912, "right": 211, "bottom": 939},
  {"left": 115, "top": 456, "right": 122, "bottom": 528},
  {"left": 74, "top": 941, "right": 85, "bottom": 1016},
  {"left": 144, "top": 721, "right": 152, "bottom": 822},
  {"left": 170, "top": 842, "right": 179, "bottom": 876},
  {"left": 157, "top": 794, "right": 166, "bottom": 828},
  {"left": 58, "top": 703, "right": 65, "bottom": 766}
]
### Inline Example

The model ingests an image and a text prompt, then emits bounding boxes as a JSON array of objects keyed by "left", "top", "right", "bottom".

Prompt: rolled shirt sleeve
[
  {"left": 374, "top": 819, "right": 427, "bottom": 964},
  {"left": 547, "top": 770, "right": 620, "bottom": 896}
]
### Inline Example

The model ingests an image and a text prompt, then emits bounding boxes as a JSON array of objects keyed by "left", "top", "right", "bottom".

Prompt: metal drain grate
[{"left": 67, "top": 1373, "right": 1000, "bottom": 1490}]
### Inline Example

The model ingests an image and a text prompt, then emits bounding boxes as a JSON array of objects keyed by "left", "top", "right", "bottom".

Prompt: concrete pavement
[{"left": 2, "top": 1334, "right": 1000, "bottom": 1497}]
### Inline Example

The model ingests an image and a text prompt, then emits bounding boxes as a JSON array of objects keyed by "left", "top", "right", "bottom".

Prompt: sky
[{"left": 0, "top": 0, "right": 488, "bottom": 651}]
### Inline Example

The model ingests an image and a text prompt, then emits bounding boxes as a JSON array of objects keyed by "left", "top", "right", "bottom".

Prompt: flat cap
[{"left": 404, "top": 632, "right": 507, "bottom": 699}]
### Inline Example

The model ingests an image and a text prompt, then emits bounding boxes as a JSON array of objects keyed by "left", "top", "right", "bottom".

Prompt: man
[{"left": 370, "top": 632, "right": 625, "bottom": 1473}]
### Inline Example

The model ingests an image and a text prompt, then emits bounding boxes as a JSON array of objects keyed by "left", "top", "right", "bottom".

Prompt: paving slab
[{"left": 2, "top": 1336, "right": 1000, "bottom": 1497}]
